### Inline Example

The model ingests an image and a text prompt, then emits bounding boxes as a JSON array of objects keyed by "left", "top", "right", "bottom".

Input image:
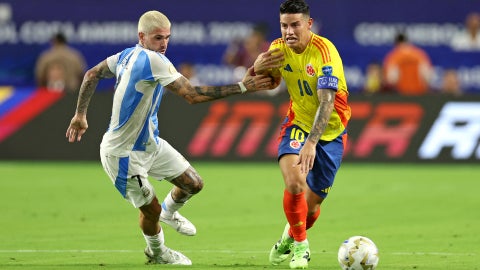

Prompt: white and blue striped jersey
[{"left": 100, "top": 44, "right": 182, "bottom": 156}]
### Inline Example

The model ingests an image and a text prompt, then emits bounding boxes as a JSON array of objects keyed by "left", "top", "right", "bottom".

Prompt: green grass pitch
[{"left": 0, "top": 161, "right": 478, "bottom": 269}]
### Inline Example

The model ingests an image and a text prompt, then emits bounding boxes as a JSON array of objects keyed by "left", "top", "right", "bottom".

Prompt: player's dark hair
[
  {"left": 395, "top": 33, "right": 407, "bottom": 44},
  {"left": 280, "top": 0, "right": 310, "bottom": 16},
  {"left": 52, "top": 32, "right": 67, "bottom": 44}
]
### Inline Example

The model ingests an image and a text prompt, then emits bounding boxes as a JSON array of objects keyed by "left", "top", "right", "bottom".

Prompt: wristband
[{"left": 238, "top": 82, "right": 247, "bottom": 93}]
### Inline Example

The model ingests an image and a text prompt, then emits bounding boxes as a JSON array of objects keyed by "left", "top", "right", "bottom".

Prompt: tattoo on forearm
[
  {"left": 168, "top": 77, "right": 242, "bottom": 104},
  {"left": 308, "top": 90, "right": 335, "bottom": 143},
  {"left": 76, "top": 61, "right": 113, "bottom": 114},
  {"left": 192, "top": 84, "right": 240, "bottom": 99},
  {"left": 76, "top": 83, "right": 96, "bottom": 114}
]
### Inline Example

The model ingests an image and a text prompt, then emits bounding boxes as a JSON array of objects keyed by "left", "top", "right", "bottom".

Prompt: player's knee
[
  {"left": 140, "top": 197, "right": 162, "bottom": 220},
  {"left": 146, "top": 210, "right": 160, "bottom": 222},
  {"left": 285, "top": 180, "right": 306, "bottom": 194},
  {"left": 182, "top": 167, "right": 204, "bottom": 194},
  {"left": 188, "top": 176, "right": 204, "bottom": 195},
  {"left": 171, "top": 167, "right": 204, "bottom": 195}
]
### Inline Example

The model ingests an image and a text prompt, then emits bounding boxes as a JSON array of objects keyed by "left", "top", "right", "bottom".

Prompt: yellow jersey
[{"left": 270, "top": 33, "right": 351, "bottom": 141}]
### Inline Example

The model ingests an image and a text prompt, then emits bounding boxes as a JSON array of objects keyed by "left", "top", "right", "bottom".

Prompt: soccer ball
[{"left": 337, "top": 236, "right": 379, "bottom": 270}]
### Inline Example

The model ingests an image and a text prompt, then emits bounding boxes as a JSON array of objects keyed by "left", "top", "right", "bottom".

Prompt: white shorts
[{"left": 100, "top": 138, "right": 190, "bottom": 208}]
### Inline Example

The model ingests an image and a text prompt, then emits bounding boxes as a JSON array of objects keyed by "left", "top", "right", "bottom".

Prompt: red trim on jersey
[
  {"left": 271, "top": 38, "right": 285, "bottom": 46},
  {"left": 334, "top": 91, "right": 351, "bottom": 129},
  {"left": 312, "top": 36, "right": 331, "bottom": 63},
  {"left": 277, "top": 100, "right": 295, "bottom": 143}
]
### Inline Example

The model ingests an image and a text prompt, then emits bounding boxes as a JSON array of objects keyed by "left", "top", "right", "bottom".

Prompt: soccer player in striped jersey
[
  {"left": 66, "top": 10, "right": 279, "bottom": 265},
  {"left": 253, "top": 0, "right": 351, "bottom": 268}
]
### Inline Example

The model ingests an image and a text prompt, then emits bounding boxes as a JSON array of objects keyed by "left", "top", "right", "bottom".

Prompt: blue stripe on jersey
[
  {"left": 115, "top": 156, "right": 129, "bottom": 197},
  {"left": 132, "top": 52, "right": 155, "bottom": 151},
  {"left": 118, "top": 47, "right": 135, "bottom": 63},
  {"left": 114, "top": 91, "right": 143, "bottom": 131},
  {"left": 132, "top": 84, "right": 163, "bottom": 150},
  {"left": 114, "top": 47, "right": 135, "bottom": 91},
  {"left": 112, "top": 48, "right": 145, "bottom": 131},
  {"left": 106, "top": 45, "right": 172, "bottom": 152}
]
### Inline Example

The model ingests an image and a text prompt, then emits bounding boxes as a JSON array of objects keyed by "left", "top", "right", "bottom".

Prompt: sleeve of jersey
[
  {"left": 268, "top": 42, "right": 278, "bottom": 51},
  {"left": 106, "top": 53, "right": 120, "bottom": 75},
  {"left": 316, "top": 41, "right": 341, "bottom": 92},
  {"left": 150, "top": 53, "right": 182, "bottom": 86}
]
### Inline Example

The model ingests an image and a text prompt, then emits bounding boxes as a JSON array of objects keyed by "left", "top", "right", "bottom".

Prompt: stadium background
[{"left": 0, "top": 0, "right": 479, "bottom": 163}]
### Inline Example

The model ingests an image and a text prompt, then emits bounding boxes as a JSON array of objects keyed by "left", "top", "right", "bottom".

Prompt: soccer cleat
[
  {"left": 160, "top": 211, "right": 197, "bottom": 236},
  {"left": 269, "top": 223, "right": 294, "bottom": 265},
  {"left": 144, "top": 247, "right": 192, "bottom": 265},
  {"left": 289, "top": 242, "right": 311, "bottom": 269}
]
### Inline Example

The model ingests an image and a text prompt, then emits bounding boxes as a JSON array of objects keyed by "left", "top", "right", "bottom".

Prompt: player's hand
[
  {"left": 241, "top": 66, "right": 280, "bottom": 92},
  {"left": 66, "top": 114, "right": 88, "bottom": 143},
  {"left": 294, "top": 140, "right": 316, "bottom": 174},
  {"left": 253, "top": 48, "right": 285, "bottom": 75}
]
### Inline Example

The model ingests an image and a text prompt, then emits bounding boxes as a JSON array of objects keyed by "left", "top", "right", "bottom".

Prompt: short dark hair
[
  {"left": 52, "top": 32, "right": 67, "bottom": 44},
  {"left": 394, "top": 33, "right": 407, "bottom": 44},
  {"left": 280, "top": 0, "right": 310, "bottom": 16}
]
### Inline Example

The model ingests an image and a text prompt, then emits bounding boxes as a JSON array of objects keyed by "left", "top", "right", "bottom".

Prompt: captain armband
[{"left": 317, "top": 75, "right": 339, "bottom": 91}]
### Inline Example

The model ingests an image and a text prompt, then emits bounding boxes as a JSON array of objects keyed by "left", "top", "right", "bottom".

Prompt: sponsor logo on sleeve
[{"left": 322, "top": 65, "right": 333, "bottom": 76}]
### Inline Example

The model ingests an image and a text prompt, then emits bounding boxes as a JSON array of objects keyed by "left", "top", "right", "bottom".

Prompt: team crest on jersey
[
  {"left": 322, "top": 65, "right": 333, "bottom": 76},
  {"left": 305, "top": 64, "right": 316, "bottom": 77},
  {"left": 290, "top": 140, "right": 301, "bottom": 149}
]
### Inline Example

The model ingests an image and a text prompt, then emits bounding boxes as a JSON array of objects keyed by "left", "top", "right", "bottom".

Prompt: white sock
[
  {"left": 161, "top": 191, "right": 186, "bottom": 218},
  {"left": 143, "top": 229, "right": 167, "bottom": 255}
]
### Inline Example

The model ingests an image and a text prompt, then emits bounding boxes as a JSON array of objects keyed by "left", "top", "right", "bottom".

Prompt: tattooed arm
[
  {"left": 296, "top": 89, "right": 336, "bottom": 174},
  {"left": 167, "top": 67, "right": 281, "bottom": 104},
  {"left": 307, "top": 89, "right": 335, "bottom": 144},
  {"left": 75, "top": 60, "right": 115, "bottom": 114},
  {"left": 66, "top": 60, "right": 115, "bottom": 142}
]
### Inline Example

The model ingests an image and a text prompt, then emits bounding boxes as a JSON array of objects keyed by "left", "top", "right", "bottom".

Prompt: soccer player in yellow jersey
[{"left": 253, "top": 0, "right": 351, "bottom": 268}]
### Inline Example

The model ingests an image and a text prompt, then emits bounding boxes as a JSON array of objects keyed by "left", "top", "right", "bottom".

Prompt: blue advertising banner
[{"left": 0, "top": 0, "right": 479, "bottom": 93}]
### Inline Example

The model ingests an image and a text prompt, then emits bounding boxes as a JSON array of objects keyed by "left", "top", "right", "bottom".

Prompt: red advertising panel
[
  {"left": 0, "top": 91, "right": 479, "bottom": 163},
  {"left": 157, "top": 93, "right": 480, "bottom": 163}
]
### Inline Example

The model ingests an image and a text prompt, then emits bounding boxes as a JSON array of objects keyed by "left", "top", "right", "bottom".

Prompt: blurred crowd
[
  {"left": 34, "top": 12, "right": 480, "bottom": 97},
  {"left": 363, "top": 12, "right": 480, "bottom": 97},
  {"left": 34, "top": 33, "right": 87, "bottom": 93}
]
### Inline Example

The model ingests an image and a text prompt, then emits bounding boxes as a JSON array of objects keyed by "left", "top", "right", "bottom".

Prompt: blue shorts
[{"left": 278, "top": 124, "right": 346, "bottom": 198}]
